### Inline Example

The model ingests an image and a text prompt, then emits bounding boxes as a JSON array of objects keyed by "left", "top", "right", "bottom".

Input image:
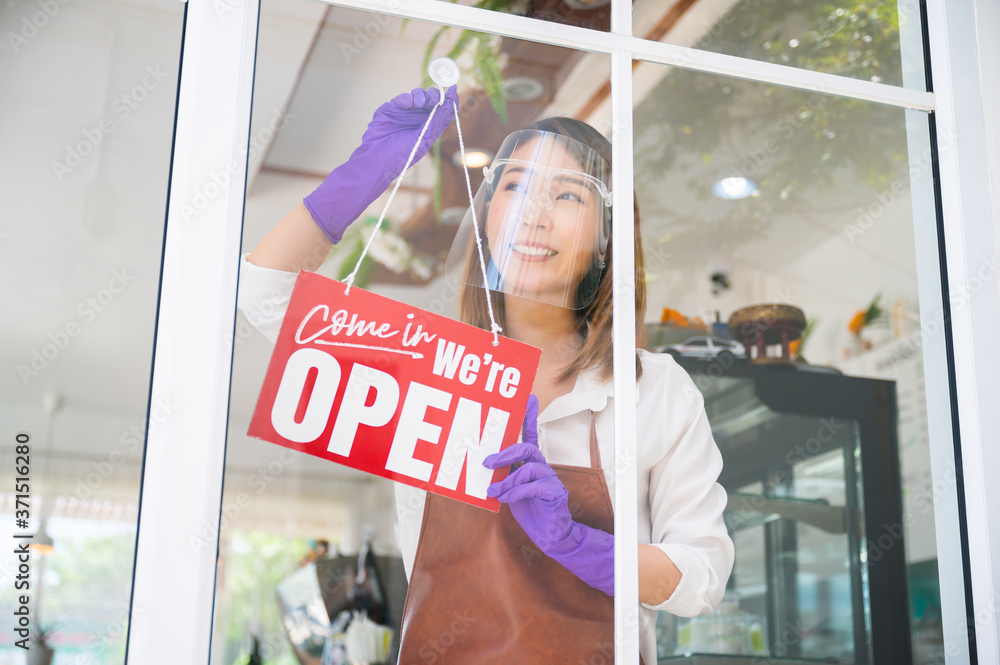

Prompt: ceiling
[{"left": 1, "top": 0, "right": 924, "bottom": 530}]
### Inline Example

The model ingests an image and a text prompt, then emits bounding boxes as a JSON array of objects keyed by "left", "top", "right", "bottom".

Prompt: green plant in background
[
  {"left": 335, "top": 222, "right": 378, "bottom": 290},
  {"left": 634, "top": 0, "right": 908, "bottom": 256},
  {"left": 792, "top": 316, "right": 819, "bottom": 361},
  {"left": 24, "top": 620, "right": 62, "bottom": 665},
  {"left": 419, "top": 0, "right": 521, "bottom": 122},
  {"left": 415, "top": 1, "right": 517, "bottom": 217},
  {"left": 334, "top": 216, "right": 435, "bottom": 287},
  {"left": 31, "top": 620, "right": 65, "bottom": 649},
  {"left": 220, "top": 531, "right": 311, "bottom": 665},
  {"left": 848, "top": 292, "right": 888, "bottom": 336},
  {"left": 750, "top": 3, "right": 902, "bottom": 85},
  {"left": 33, "top": 531, "right": 136, "bottom": 663}
]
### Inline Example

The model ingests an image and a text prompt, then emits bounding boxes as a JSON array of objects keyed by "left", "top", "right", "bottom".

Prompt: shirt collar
[{"left": 537, "top": 360, "right": 641, "bottom": 424}]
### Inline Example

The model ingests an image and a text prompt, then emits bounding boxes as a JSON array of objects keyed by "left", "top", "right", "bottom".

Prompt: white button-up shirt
[{"left": 237, "top": 256, "right": 734, "bottom": 664}]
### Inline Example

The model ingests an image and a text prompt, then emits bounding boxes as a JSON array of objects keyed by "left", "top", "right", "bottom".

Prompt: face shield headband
[{"left": 446, "top": 129, "right": 612, "bottom": 310}]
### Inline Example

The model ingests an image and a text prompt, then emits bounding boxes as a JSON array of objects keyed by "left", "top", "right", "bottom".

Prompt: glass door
[
  {"left": 120, "top": 1, "right": 995, "bottom": 664},
  {"left": 0, "top": 0, "right": 184, "bottom": 662}
]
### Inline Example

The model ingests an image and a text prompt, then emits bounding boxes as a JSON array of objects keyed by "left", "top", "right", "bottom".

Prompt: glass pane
[
  {"left": 790, "top": 449, "right": 855, "bottom": 659},
  {"left": 0, "top": 0, "right": 182, "bottom": 661},
  {"left": 432, "top": 0, "right": 611, "bottom": 31},
  {"left": 215, "top": 2, "right": 645, "bottom": 663},
  {"left": 633, "top": 0, "right": 927, "bottom": 91},
  {"left": 666, "top": 372, "right": 875, "bottom": 662},
  {"left": 637, "top": 62, "right": 945, "bottom": 663}
]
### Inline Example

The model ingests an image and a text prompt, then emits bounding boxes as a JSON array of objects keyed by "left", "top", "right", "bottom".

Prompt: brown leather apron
[{"left": 398, "top": 414, "right": 641, "bottom": 664}]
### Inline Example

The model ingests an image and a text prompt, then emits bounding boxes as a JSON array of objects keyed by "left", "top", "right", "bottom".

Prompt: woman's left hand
[{"left": 483, "top": 395, "right": 615, "bottom": 596}]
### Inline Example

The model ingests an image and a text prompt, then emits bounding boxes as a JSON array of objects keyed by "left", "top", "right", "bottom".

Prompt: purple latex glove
[
  {"left": 483, "top": 394, "right": 615, "bottom": 596},
  {"left": 304, "top": 85, "right": 459, "bottom": 243}
]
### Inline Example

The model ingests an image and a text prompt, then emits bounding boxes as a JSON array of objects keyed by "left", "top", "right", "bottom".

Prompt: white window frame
[
  {"left": 126, "top": 0, "right": 1000, "bottom": 663},
  {"left": 924, "top": 1, "right": 1000, "bottom": 663}
]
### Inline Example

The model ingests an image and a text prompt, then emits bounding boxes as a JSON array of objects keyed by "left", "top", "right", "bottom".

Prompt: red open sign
[{"left": 248, "top": 272, "right": 541, "bottom": 511}]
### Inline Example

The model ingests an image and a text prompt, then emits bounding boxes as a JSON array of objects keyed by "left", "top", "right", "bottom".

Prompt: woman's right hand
[
  {"left": 303, "top": 85, "right": 458, "bottom": 244},
  {"left": 361, "top": 86, "right": 459, "bottom": 179}
]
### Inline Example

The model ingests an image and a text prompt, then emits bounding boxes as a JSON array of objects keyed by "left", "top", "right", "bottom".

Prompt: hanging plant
[
  {"left": 334, "top": 216, "right": 435, "bottom": 287},
  {"left": 419, "top": 1, "right": 518, "bottom": 122},
  {"left": 336, "top": 242, "right": 377, "bottom": 290},
  {"left": 402, "top": 2, "right": 517, "bottom": 219}
]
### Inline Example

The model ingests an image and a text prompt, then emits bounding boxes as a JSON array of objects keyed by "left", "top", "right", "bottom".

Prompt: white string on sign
[
  {"left": 342, "top": 98, "right": 441, "bottom": 295},
  {"left": 341, "top": 72, "right": 503, "bottom": 347},
  {"left": 451, "top": 99, "right": 503, "bottom": 346}
]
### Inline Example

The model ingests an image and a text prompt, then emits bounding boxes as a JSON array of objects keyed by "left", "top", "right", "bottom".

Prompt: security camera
[{"left": 710, "top": 271, "right": 730, "bottom": 295}]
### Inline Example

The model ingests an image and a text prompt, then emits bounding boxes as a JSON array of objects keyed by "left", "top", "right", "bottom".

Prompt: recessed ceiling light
[
  {"left": 502, "top": 77, "right": 545, "bottom": 102},
  {"left": 453, "top": 149, "right": 494, "bottom": 169},
  {"left": 712, "top": 177, "right": 758, "bottom": 200}
]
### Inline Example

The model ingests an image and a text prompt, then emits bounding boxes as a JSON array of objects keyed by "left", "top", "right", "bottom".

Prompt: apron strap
[{"left": 589, "top": 411, "right": 602, "bottom": 469}]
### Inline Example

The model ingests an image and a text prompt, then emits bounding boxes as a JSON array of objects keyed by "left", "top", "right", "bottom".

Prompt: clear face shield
[{"left": 445, "top": 130, "right": 612, "bottom": 310}]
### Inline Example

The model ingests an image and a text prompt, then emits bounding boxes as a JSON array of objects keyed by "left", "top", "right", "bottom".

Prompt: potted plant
[
  {"left": 27, "top": 622, "right": 62, "bottom": 665},
  {"left": 848, "top": 293, "right": 889, "bottom": 351},
  {"left": 790, "top": 316, "right": 817, "bottom": 363}
]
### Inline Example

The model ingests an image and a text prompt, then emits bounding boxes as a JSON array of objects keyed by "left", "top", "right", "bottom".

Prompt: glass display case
[{"left": 657, "top": 357, "right": 911, "bottom": 664}]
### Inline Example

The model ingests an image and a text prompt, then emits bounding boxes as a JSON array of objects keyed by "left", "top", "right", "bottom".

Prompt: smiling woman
[
  {"left": 236, "top": 73, "right": 734, "bottom": 661},
  {"left": 449, "top": 125, "right": 611, "bottom": 311},
  {"left": 180, "top": 0, "right": 997, "bottom": 663}
]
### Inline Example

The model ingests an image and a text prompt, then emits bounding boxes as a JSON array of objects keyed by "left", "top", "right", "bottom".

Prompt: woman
[{"left": 238, "top": 86, "right": 734, "bottom": 663}]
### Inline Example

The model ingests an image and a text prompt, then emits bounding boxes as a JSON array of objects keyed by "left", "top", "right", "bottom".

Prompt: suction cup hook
[{"left": 428, "top": 56, "right": 460, "bottom": 106}]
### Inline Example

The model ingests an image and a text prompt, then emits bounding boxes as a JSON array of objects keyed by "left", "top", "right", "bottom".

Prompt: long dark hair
[{"left": 458, "top": 116, "right": 647, "bottom": 384}]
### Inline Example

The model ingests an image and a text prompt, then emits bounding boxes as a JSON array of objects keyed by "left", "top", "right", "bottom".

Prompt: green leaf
[
  {"left": 476, "top": 36, "right": 507, "bottom": 123},
  {"left": 480, "top": 0, "right": 513, "bottom": 10},
  {"left": 337, "top": 242, "right": 377, "bottom": 289},
  {"left": 447, "top": 30, "right": 478, "bottom": 62},
  {"left": 354, "top": 255, "right": 377, "bottom": 289}
]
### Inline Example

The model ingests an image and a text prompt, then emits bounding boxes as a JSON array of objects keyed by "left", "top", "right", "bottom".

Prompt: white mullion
[
  {"left": 610, "top": 0, "right": 630, "bottom": 36},
  {"left": 627, "top": 39, "right": 934, "bottom": 111},
  {"left": 326, "top": 0, "right": 598, "bottom": 48},
  {"left": 611, "top": 0, "right": 640, "bottom": 663},
  {"left": 327, "top": 0, "right": 933, "bottom": 111},
  {"left": 610, "top": 46, "right": 640, "bottom": 665},
  {"left": 609, "top": 2, "right": 640, "bottom": 662},
  {"left": 125, "top": 0, "right": 259, "bottom": 663},
  {"left": 925, "top": 0, "right": 1000, "bottom": 663},
  {"left": 904, "top": 107, "right": 972, "bottom": 665}
]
